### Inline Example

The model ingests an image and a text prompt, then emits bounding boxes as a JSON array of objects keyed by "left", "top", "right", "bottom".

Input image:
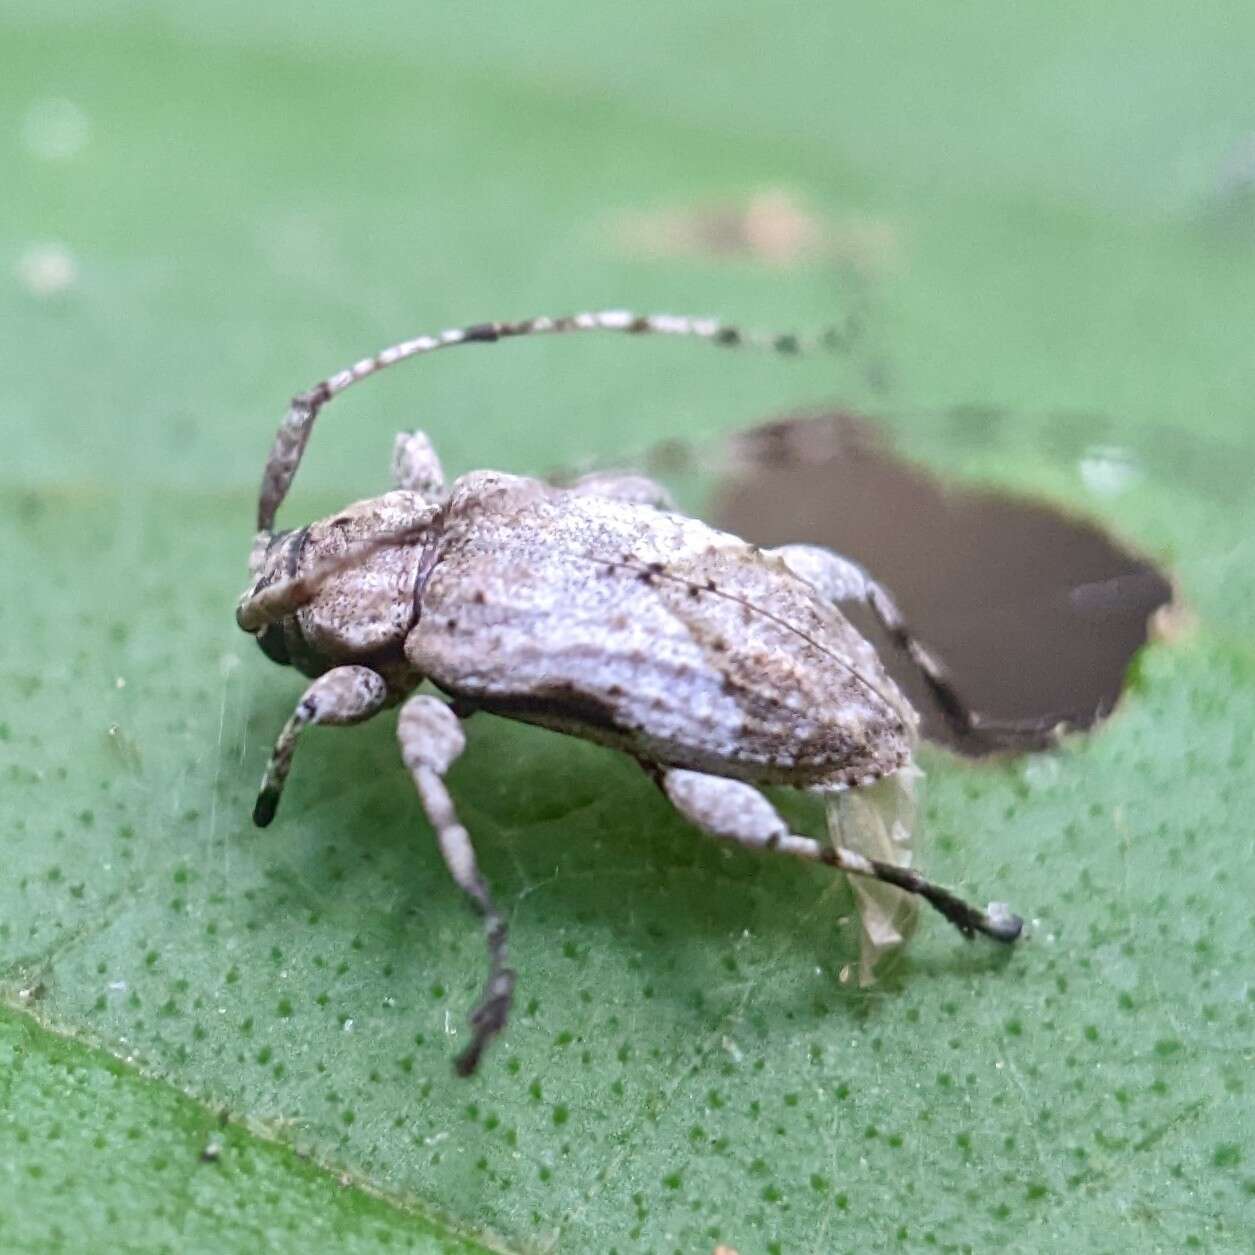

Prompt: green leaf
[
  {"left": 3, "top": 4, "right": 1253, "bottom": 1252},
  {"left": 0, "top": 1008, "right": 485, "bottom": 1253}
]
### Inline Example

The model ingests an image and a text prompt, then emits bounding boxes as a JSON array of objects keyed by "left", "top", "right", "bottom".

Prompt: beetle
[{"left": 236, "top": 310, "right": 1023, "bottom": 1076}]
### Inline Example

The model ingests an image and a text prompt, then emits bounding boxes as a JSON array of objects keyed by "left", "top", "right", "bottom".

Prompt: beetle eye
[{"left": 256, "top": 623, "right": 291, "bottom": 666}]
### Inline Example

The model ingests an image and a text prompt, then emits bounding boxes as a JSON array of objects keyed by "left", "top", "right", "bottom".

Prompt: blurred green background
[{"left": 3, "top": 3, "right": 1254, "bottom": 1252}]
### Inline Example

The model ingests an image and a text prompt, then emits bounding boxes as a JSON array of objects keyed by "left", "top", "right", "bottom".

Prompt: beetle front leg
[
  {"left": 252, "top": 667, "right": 388, "bottom": 826},
  {"left": 391, "top": 430, "right": 446, "bottom": 499},
  {"left": 659, "top": 769, "right": 1022, "bottom": 944},
  {"left": 398, "top": 695, "right": 515, "bottom": 1077}
]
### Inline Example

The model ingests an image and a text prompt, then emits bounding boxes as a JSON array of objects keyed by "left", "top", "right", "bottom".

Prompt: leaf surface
[{"left": 3, "top": 4, "right": 1253, "bottom": 1251}]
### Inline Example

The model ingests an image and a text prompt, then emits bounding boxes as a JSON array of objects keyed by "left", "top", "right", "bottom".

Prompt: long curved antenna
[{"left": 257, "top": 310, "right": 855, "bottom": 532}]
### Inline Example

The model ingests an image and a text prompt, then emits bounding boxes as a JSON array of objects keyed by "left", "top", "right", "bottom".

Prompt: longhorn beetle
[{"left": 236, "top": 311, "right": 1023, "bottom": 1076}]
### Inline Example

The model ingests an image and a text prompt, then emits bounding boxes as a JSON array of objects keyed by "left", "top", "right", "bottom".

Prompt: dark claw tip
[
  {"left": 984, "top": 902, "right": 1024, "bottom": 944},
  {"left": 252, "top": 790, "right": 279, "bottom": 828}
]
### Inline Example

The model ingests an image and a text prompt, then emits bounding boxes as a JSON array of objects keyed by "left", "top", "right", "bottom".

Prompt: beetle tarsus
[
  {"left": 454, "top": 968, "right": 517, "bottom": 1077},
  {"left": 252, "top": 788, "right": 279, "bottom": 828},
  {"left": 864, "top": 858, "right": 1023, "bottom": 944}
]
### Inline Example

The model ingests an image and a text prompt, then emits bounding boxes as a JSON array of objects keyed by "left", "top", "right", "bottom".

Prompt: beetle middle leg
[
  {"left": 252, "top": 666, "right": 388, "bottom": 826},
  {"left": 398, "top": 694, "right": 515, "bottom": 1077},
  {"left": 659, "top": 768, "right": 1022, "bottom": 943},
  {"left": 563, "top": 469, "right": 676, "bottom": 511}
]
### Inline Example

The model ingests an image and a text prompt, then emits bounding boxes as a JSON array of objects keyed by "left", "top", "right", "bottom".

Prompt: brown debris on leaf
[{"left": 612, "top": 189, "right": 900, "bottom": 273}]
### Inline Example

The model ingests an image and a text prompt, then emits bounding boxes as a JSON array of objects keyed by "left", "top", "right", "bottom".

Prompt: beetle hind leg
[
  {"left": 769, "top": 543, "right": 1067, "bottom": 749},
  {"left": 767, "top": 544, "right": 971, "bottom": 727},
  {"left": 659, "top": 769, "right": 1021, "bottom": 945},
  {"left": 846, "top": 851, "right": 1023, "bottom": 943},
  {"left": 398, "top": 695, "right": 515, "bottom": 1077}
]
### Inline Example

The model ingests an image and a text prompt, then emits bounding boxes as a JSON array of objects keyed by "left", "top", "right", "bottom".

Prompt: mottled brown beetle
[{"left": 237, "top": 311, "right": 1023, "bottom": 1076}]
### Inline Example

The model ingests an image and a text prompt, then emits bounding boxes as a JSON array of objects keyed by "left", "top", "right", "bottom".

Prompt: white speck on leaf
[
  {"left": 21, "top": 97, "right": 90, "bottom": 160},
  {"left": 17, "top": 242, "right": 78, "bottom": 297},
  {"left": 1079, "top": 445, "right": 1139, "bottom": 496}
]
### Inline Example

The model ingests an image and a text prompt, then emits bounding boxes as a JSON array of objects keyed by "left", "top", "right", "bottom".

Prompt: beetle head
[
  {"left": 240, "top": 527, "right": 309, "bottom": 668},
  {"left": 238, "top": 494, "right": 438, "bottom": 678}
]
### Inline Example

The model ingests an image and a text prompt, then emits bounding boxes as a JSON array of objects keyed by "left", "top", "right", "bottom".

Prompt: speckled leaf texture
[{"left": 2, "top": 4, "right": 1253, "bottom": 1252}]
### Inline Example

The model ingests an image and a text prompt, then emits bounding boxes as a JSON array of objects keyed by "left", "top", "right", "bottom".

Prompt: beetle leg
[
  {"left": 660, "top": 769, "right": 1022, "bottom": 944},
  {"left": 391, "top": 430, "right": 446, "bottom": 499},
  {"left": 398, "top": 695, "right": 515, "bottom": 1077},
  {"left": 562, "top": 469, "right": 676, "bottom": 511},
  {"left": 252, "top": 667, "right": 388, "bottom": 827},
  {"left": 770, "top": 543, "right": 1069, "bottom": 747},
  {"left": 766, "top": 543, "right": 968, "bottom": 720}
]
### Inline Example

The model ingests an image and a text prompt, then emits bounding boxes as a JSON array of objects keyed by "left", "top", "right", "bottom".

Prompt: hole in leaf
[{"left": 706, "top": 412, "right": 1176, "bottom": 755}]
